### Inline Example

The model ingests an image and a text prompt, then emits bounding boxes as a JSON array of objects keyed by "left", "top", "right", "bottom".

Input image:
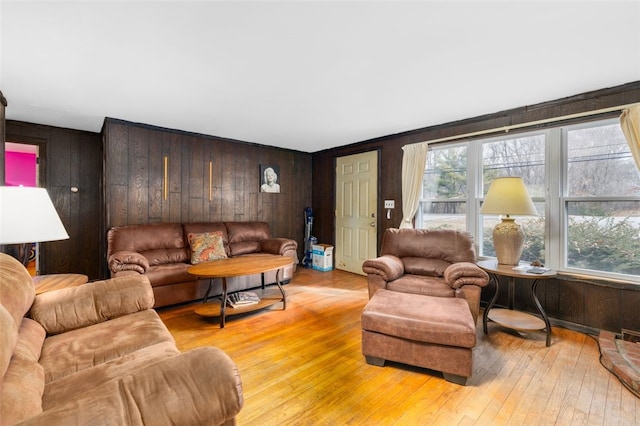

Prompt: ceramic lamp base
[{"left": 493, "top": 217, "right": 525, "bottom": 266}]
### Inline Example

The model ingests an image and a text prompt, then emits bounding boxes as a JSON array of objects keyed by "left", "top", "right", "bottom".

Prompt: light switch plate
[{"left": 384, "top": 200, "right": 395, "bottom": 209}]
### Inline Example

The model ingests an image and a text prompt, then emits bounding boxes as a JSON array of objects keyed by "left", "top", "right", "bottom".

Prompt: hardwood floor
[{"left": 158, "top": 268, "right": 639, "bottom": 425}]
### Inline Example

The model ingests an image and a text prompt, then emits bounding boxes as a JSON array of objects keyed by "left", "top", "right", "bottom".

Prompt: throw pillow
[{"left": 188, "top": 231, "right": 227, "bottom": 264}]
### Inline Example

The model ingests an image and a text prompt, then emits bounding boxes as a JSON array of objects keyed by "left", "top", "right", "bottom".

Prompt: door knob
[{"left": 370, "top": 222, "right": 376, "bottom": 227}]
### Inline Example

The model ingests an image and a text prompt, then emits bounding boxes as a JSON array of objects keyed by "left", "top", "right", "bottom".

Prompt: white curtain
[
  {"left": 620, "top": 105, "right": 640, "bottom": 171},
  {"left": 400, "top": 142, "right": 428, "bottom": 229}
]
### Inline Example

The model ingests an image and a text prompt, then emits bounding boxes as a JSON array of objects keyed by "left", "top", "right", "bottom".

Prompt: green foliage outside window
[
  {"left": 481, "top": 218, "right": 545, "bottom": 264},
  {"left": 567, "top": 217, "right": 640, "bottom": 275},
  {"left": 482, "top": 217, "right": 640, "bottom": 275}
]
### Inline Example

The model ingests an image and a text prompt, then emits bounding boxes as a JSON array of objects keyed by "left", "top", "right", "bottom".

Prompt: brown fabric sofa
[
  {"left": 0, "top": 252, "right": 243, "bottom": 425},
  {"left": 107, "top": 221, "right": 298, "bottom": 308},
  {"left": 362, "top": 228, "right": 489, "bottom": 324}
]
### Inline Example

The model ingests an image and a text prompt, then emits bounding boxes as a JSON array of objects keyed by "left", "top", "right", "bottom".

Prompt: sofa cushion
[
  {"left": 12, "top": 318, "right": 45, "bottom": 362},
  {"left": 0, "top": 253, "right": 35, "bottom": 331},
  {"left": 0, "top": 318, "right": 46, "bottom": 425},
  {"left": 42, "top": 341, "right": 180, "bottom": 410},
  {"left": 386, "top": 274, "right": 455, "bottom": 298},
  {"left": 144, "top": 263, "right": 195, "bottom": 287},
  {"left": 188, "top": 231, "right": 228, "bottom": 264},
  {"left": 29, "top": 348, "right": 243, "bottom": 426},
  {"left": 380, "top": 228, "right": 477, "bottom": 264},
  {"left": 30, "top": 276, "right": 155, "bottom": 335},
  {"left": 107, "top": 223, "right": 187, "bottom": 255},
  {"left": 402, "top": 257, "right": 450, "bottom": 277},
  {"left": 226, "top": 222, "right": 270, "bottom": 256},
  {"left": 229, "top": 241, "right": 262, "bottom": 256},
  {"left": 226, "top": 221, "right": 270, "bottom": 243},
  {"left": 141, "top": 247, "right": 190, "bottom": 266},
  {"left": 0, "top": 305, "right": 17, "bottom": 393},
  {"left": 362, "top": 289, "right": 476, "bottom": 348},
  {"left": 39, "top": 309, "right": 176, "bottom": 383}
]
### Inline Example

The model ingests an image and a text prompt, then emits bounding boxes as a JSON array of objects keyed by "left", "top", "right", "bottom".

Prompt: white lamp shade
[
  {"left": 480, "top": 177, "right": 538, "bottom": 216},
  {"left": 0, "top": 186, "right": 70, "bottom": 244}
]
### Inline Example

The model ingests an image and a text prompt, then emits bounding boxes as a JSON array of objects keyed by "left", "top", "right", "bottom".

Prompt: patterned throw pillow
[{"left": 188, "top": 231, "right": 228, "bottom": 264}]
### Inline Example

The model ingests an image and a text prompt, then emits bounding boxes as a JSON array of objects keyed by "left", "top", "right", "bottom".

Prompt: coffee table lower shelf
[{"left": 194, "top": 289, "right": 285, "bottom": 319}]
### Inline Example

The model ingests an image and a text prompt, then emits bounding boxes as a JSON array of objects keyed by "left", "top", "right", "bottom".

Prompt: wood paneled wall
[
  {"left": 103, "top": 118, "right": 312, "bottom": 263},
  {"left": 5, "top": 120, "right": 103, "bottom": 278},
  {"left": 311, "top": 81, "right": 640, "bottom": 333},
  {"left": 3, "top": 82, "right": 639, "bottom": 333}
]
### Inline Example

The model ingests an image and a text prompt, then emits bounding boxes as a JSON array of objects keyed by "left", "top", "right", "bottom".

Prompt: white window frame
[
  {"left": 417, "top": 117, "right": 640, "bottom": 284},
  {"left": 558, "top": 118, "right": 640, "bottom": 282},
  {"left": 476, "top": 129, "right": 549, "bottom": 262},
  {"left": 415, "top": 142, "right": 472, "bottom": 233}
]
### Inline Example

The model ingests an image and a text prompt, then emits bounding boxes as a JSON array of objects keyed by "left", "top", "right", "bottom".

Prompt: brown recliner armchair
[{"left": 362, "top": 228, "right": 489, "bottom": 324}]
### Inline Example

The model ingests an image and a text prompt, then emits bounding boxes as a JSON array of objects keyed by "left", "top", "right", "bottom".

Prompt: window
[
  {"left": 480, "top": 134, "right": 546, "bottom": 262},
  {"left": 417, "top": 117, "right": 640, "bottom": 283},
  {"left": 563, "top": 121, "right": 640, "bottom": 278},
  {"left": 417, "top": 143, "right": 467, "bottom": 232}
]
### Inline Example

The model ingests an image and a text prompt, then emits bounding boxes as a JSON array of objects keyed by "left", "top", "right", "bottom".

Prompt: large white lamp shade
[
  {"left": 0, "top": 186, "right": 69, "bottom": 245},
  {"left": 480, "top": 177, "right": 538, "bottom": 265}
]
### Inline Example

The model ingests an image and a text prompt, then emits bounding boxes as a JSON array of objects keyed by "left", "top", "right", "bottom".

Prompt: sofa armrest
[
  {"left": 108, "top": 250, "right": 150, "bottom": 275},
  {"left": 260, "top": 238, "right": 297, "bottom": 255},
  {"left": 362, "top": 255, "right": 404, "bottom": 282},
  {"left": 18, "top": 347, "right": 243, "bottom": 426},
  {"left": 29, "top": 275, "right": 155, "bottom": 335},
  {"left": 443, "top": 262, "right": 489, "bottom": 290}
]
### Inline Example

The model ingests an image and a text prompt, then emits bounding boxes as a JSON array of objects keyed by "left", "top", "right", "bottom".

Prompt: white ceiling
[{"left": 2, "top": 1, "right": 639, "bottom": 153}]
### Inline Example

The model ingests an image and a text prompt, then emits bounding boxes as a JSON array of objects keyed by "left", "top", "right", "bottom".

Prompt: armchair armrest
[
  {"left": 108, "top": 250, "right": 150, "bottom": 275},
  {"left": 260, "top": 237, "right": 297, "bottom": 256},
  {"left": 29, "top": 275, "right": 155, "bottom": 335},
  {"left": 19, "top": 347, "right": 243, "bottom": 426},
  {"left": 362, "top": 255, "right": 405, "bottom": 282},
  {"left": 443, "top": 262, "right": 489, "bottom": 290}
]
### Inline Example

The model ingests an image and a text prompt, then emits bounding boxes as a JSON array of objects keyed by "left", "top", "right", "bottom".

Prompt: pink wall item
[{"left": 5, "top": 151, "right": 37, "bottom": 187}]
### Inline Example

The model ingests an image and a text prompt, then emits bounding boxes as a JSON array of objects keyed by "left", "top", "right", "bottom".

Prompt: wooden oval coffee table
[{"left": 188, "top": 255, "right": 294, "bottom": 328}]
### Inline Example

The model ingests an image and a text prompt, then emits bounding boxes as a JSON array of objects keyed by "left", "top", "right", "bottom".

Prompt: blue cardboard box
[{"left": 312, "top": 244, "right": 333, "bottom": 271}]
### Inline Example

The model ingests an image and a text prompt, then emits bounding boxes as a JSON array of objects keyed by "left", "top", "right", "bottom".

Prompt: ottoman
[{"left": 361, "top": 289, "right": 477, "bottom": 385}]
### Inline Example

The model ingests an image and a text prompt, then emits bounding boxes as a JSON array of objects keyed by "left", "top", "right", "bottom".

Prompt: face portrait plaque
[{"left": 260, "top": 164, "right": 280, "bottom": 193}]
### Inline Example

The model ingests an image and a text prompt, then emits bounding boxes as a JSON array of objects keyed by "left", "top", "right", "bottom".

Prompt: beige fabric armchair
[{"left": 362, "top": 228, "right": 489, "bottom": 324}]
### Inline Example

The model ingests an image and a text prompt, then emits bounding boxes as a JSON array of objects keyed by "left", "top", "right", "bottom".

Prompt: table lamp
[
  {"left": 480, "top": 177, "right": 538, "bottom": 265},
  {"left": 0, "top": 186, "right": 70, "bottom": 265}
]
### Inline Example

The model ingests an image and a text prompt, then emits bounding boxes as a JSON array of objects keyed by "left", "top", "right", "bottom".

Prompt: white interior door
[{"left": 335, "top": 151, "right": 378, "bottom": 275}]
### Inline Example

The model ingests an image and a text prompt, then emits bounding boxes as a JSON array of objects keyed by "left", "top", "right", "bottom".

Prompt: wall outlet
[{"left": 384, "top": 199, "right": 395, "bottom": 209}]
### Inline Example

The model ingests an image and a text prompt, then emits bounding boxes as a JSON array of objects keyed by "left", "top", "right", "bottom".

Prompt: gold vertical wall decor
[
  {"left": 209, "top": 160, "right": 213, "bottom": 201},
  {"left": 163, "top": 156, "right": 168, "bottom": 200}
]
